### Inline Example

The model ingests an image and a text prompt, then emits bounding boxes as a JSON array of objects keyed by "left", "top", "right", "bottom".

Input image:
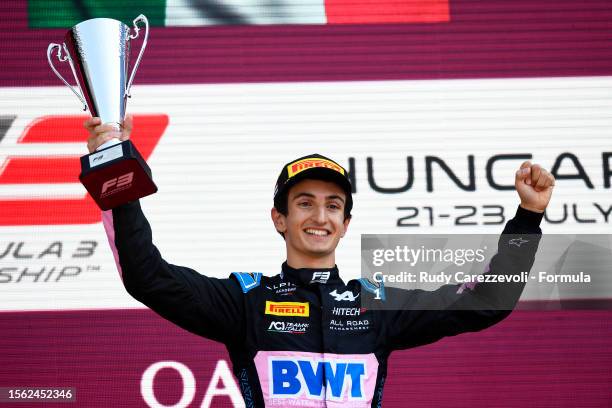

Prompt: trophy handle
[
  {"left": 46, "top": 43, "right": 87, "bottom": 111},
  {"left": 126, "top": 14, "right": 149, "bottom": 98}
]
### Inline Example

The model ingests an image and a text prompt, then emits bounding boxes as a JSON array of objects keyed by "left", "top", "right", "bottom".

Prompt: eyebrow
[{"left": 292, "top": 192, "right": 345, "bottom": 204}]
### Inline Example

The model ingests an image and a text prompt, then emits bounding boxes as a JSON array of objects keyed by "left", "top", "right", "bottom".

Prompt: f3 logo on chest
[{"left": 310, "top": 271, "right": 330, "bottom": 284}]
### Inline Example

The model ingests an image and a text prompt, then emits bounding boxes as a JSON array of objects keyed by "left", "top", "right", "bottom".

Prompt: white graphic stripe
[{"left": 165, "top": 0, "right": 326, "bottom": 26}]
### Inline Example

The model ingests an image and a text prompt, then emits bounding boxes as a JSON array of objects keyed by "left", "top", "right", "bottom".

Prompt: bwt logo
[
  {"left": 271, "top": 359, "right": 366, "bottom": 400},
  {"left": 0, "top": 114, "right": 168, "bottom": 225},
  {"left": 101, "top": 172, "right": 134, "bottom": 197}
]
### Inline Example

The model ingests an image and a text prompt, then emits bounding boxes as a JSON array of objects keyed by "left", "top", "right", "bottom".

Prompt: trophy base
[{"left": 79, "top": 140, "right": 157, "bottom": 210}]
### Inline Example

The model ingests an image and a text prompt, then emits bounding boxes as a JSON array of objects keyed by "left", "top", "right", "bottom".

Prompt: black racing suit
[{"left": 103, "top": 201, "right": 542, "bottom": 407}]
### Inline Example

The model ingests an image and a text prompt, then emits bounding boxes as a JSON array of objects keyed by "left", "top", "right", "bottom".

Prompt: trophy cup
[{"left": 47, "top": 15, "right": 157, "bottom": 210}]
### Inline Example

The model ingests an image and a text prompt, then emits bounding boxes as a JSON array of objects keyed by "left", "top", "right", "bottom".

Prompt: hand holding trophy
[{"left": 47, "top": 15, "right": 157, "bottom": 210}]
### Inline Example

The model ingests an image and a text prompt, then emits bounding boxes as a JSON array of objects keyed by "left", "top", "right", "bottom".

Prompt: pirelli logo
[
  {"left": 265, "top": 301, "right": 310, "bottom": 317},
  {"left": 287, "top": 158, "right": 345, "bottom": 178}
]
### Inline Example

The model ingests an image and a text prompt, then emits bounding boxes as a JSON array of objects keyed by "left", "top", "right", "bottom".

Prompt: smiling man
[
  {"left": 86, "top": 117, "right": 555, "bottom": 407},
  {"left": 271, "top": 155, "right": 353, "bottom": 269}
]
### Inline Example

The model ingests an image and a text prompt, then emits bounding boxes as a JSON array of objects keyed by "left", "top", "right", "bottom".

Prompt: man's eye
[
  {"left": 328, "top": 203, "right": 341, "bottom": 210},
  {"left": 298, "top": 202, "right": 311, "bottom": 207}
]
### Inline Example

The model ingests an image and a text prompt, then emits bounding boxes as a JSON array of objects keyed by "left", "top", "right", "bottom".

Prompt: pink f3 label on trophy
[{"left": 47, "top": 15, "right": 157, "bottom": 210}]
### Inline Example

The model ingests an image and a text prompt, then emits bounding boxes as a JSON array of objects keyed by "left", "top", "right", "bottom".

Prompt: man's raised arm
[
  {"left": 86, "top": 117, "right": 245, "bottom": 345},
  {"left": 380, "top": 161, "right": 555, "bottom": 350}
]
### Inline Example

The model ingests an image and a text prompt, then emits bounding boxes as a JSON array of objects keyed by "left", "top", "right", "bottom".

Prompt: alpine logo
[
  {"left": 265, "top": 281, "right": 297, "bottom": 295},
  {"left": 330, "top": 289, "right": 359, "bottom": 302},
  {"left": 100, "top": 172, "right": 134, "bottom": 198},
  {"left": 0, "top": 114, "right": 168, "bottom": 225}
]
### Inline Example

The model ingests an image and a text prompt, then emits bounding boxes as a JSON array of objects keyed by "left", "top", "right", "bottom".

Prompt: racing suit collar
[{"left": 281, "top": 261, "right": 342, "bottom": 286}]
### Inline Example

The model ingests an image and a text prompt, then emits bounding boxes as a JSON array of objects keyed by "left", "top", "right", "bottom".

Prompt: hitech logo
[
  {"left": 0, "top": 114, "right": 168, "bottom": 225},
  {"left": 100, "top": 172, "right": 134, "bottom": 198}
]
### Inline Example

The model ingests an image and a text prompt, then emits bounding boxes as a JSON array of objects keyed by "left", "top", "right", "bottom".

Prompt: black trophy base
[{"left": 79, "top": 140, "right": 157, "bottom": 211}]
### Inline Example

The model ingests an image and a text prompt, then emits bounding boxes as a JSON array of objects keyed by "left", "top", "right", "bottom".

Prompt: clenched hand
[{"left": 515, "top": 161, "right": 555, "bottom": 213}]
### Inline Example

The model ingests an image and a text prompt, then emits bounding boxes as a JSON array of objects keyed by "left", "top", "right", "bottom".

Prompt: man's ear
[
  {"left": 340, "top": 215, "right": 351, "bottom": 238},
  {"left": 271, "top": 207, "right": 287, "bottom": 234}
]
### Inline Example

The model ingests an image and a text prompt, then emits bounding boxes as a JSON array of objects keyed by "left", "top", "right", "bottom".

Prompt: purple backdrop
[
  {"left": 1, "top": 309, "right": 611, "bottom": 407},
  {"left": 1, "top": 0, "right": 612, "bottom": 86}
]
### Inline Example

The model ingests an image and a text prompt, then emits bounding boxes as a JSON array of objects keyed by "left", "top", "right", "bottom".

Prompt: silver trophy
[{"left": 47, "top": 15, "right": 157, "bottom": 210}]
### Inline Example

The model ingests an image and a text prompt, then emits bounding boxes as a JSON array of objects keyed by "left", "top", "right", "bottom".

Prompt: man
[{"left": 85, "top": 116, "right": 555, "bottom": 407}]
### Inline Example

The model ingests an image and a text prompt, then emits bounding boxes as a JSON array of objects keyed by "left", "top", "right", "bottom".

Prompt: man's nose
[{"left": 312, "top": 205, "right": 327, "bottom": 224}]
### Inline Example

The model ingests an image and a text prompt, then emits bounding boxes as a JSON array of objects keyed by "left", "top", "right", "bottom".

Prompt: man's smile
[{"left": 304, "top": 228, "right": 330, "bottom": 237}]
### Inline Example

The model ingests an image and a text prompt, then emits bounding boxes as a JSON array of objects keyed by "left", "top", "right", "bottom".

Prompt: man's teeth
[{"left": 305, "top": 229, "right": 329, "bottom": 236}]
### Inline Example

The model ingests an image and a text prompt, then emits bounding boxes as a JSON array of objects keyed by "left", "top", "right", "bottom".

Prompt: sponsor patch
[
  {"left": 287, "top": 158, "right": 345, "bottom": 178},
  {"left": 268, "top": 321, "right": 309, "bottom": 334},
  {"left": 310, "top": 271, "right": 330, "bottom": 284},
  {"left": 265, "top": 281, "right": 297, "bottom": 295},
  {"left": 254, "top": 351, "right": 379, "bottom": 406},
  {"left": 329, "top": 319, "right": 370, "bottom": 331},
  {"left": 330, "top": 289, "right": 359, "bottom": 302},
  {"left": 265, "top": 301, "right": 309, "bottom": 317},
  {"left": 332, "top": 307, "right": 365, "bottom": 316}
]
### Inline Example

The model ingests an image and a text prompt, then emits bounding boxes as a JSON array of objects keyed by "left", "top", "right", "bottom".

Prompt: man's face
[{"left": 273, "top": 178, "right": 350, "bottom": 261}]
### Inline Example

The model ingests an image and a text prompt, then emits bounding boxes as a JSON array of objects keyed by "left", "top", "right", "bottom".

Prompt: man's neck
[{"left": 286, "top": 253, "right": 335, "bottom": 270}]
